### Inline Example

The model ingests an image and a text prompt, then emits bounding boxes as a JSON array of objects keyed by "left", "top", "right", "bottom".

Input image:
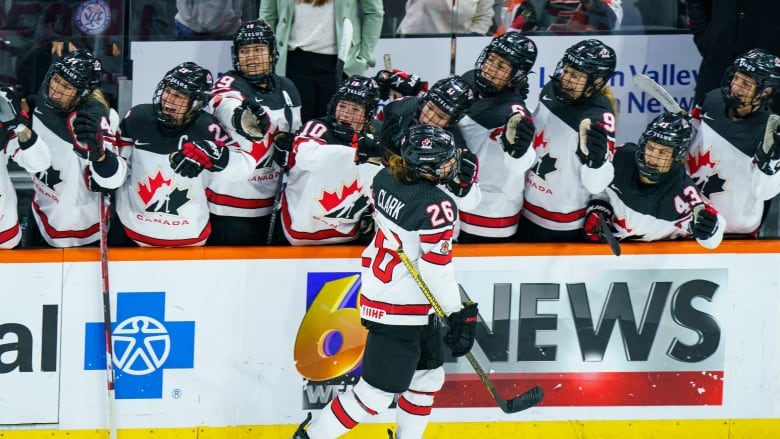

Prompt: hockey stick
[
  {"left": 598, "top": 214, "right": 621, "bottom": 257},
  {"left": 336, "top": 18, "right": 354, "bottom": 84},
  {"left": 632, "top": 74, "right": 683, "bottom": 114},
  {"left": 266, "top": 90, "right": 296, "bottom": 245},
  {"left": 373, "top": 214, "right": 544, "bottom": 414},
  {"left": 450, "top": 0, "right": 458, "bottom": 76},
  {"left": 98, "top": 193, "right": 118, "bottom": 439}
]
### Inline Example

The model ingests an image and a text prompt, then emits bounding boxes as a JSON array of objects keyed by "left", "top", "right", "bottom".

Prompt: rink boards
[{"left": 0, "top": 241, "right": 779, "bottom": 438}]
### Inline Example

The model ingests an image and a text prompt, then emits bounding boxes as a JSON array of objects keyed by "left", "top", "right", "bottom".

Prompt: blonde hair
[
  {"left": 386, "top": 153, "right": 414, "bottom": 184},
  {"left": 600, "top": 85, "right": 619, "bottom": 124},
  {"left": 86, "top": 89, "right": 110, "bottom": 113}
]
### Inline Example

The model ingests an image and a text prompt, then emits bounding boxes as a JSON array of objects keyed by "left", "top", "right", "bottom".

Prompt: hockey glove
[
  {"left": 577, "top": 119, "right": 608, "bottom": 168},
  {"left": 170, "top": 140, "right": 228, "bottom": 178},
  {"left": 272, "top": 131, "right": 295, "bottom": 170},
  {"left": 511, "top": 2, "right": 539, "bottom": 32},
  {"left": 233, "top": 100, "right": 271, "bottom": 141},
  {"left": 356, "top": 134, "right": 382, "bottom": 164},
  {"left": 446, "top": 147, "right": 478, "bottom": 197},
  {"left": 67, "top": 111, "right": 106, "bottom": 162},
  {"left": 583, "top": 199, "right": 614, "bottom": 243},
  {"left": 500, "top": 111, "right": 534, "bottom": 159},
  {"left": 754, "top": 114, "right": 780, "bottom": 175},
  {"left": 443, "top": 302, "right": 478, "bottom": 357},
  {"left": 374, "top": 69, "right": 427, "bottom": 100},
  {"left": 0, "top": 85, "right": 25, "bottom": 134},
  {"left": 690, "top": 203, "right": 719, "bottom": 240}
]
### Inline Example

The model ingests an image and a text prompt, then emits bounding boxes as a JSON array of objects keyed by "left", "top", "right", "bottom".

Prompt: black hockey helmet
[
  {"left": 417, "top": 75, "right": 475, "bottom": 126},
  {"left": 475, "top": 32, "right": 538, "bottom": 95},
  {"left": 552, "top": 39, "right": 616, "bottom": 103},
  {"left": 721, "top": 48, "right": 780, "bottom": 114},
  {"left": 327, "top": 75, "right": 380, "bottom": 141},
  {"left": 42, "top": 49, "right": 102, "bottom": 112},
  {"left": 231, "top": 19, "right": 278, "bottom": 86},
  {"left": 636, "top": 112, "right": 695, "bottom": 183},
  {"left": 153, "top": 62, "right": 213, "bottom": 129},
  {"left": 401, "top": 125, "right": 459, "bottom": 184}
]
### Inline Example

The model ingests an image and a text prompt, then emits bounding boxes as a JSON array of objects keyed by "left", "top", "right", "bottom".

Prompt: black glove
[
  {"left": 67, "top": 111, "right": 106, "bottom": 162},
  {"left": 577, "top": 120, "right": 608, "bottom": 168},
  {"left": 374, "top": 69, "right": 426, "bottom": 100},
  {"left": 583, "top": 199, "right": 614, "bottom": 243},
  {"left": 272, "top": 131, "right": 295, "bottom": 169},
  {"left": 443, "top": 302, "right": 478, "bottom": 357},
  {"left": 356, "top": 134, "right": 382, "bottom": 163},
  {"left": 754, "top": 116, "right": 780, "bottom": 175},
  {"left": 690, "top": 203, "right": 719, "bottom": 240},
  {"left": 510, "top": 2, "right": 539, "bottom": 32},
  {"left": 500, "top": 112, "right": 534, "bottom": 159},
  {"left": 232, "top": 100, "right": 271, "bottom": 140},
  {"left": 170, "top": 140, "right": 227, "bottom": 178},
  {"left": 0, "top": 85, "right": 24, "bottom": 134},
  {"left": 446, "top": 147, "right": 478, "bottom": 197}
]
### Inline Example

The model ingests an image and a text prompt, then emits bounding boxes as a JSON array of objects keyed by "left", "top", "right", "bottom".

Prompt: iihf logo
[{"left": 75, "top": 0, "right": 111, "bottom": 36}]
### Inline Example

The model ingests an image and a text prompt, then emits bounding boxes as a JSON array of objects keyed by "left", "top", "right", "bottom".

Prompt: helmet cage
[
  {"left": 417, "top": 76, "right": 475, "bottom": 126},
  {"left": 635, "top": 112, "right": 694, "bottom": 183},
  {"left": 552, "top": 39, "right": 616, "bottom": 103},
  {"left": 327, "top": 75, "right": 380, "bottom": 140},
  {"left": 475, "top": 32, "right": 538, "bottom": 95},
  {"left": 42, "top": 49, "right": 102, "bottom": 112},
  {"left": 721, "top": 48, "right": 780, "bottom": 113},
  {"left": 153, "top": 62, "right": 213, "bottom": 129},
  {"left": 231, "top": 19, "right": 278, "bottom": 87}
]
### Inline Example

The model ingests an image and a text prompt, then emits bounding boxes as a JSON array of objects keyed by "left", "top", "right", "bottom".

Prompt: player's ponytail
[
  {"left": 87, "top": 89, "right": 110, "bottom": 113},
  {"left": 387, "top": 153, "right": 414, "bottom": 183},
  {"left": 600, "top": 85, "right": 619, "bottom": 123}
]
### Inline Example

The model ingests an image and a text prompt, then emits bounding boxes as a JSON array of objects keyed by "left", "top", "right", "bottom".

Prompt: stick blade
[{"left": 500, "top": 385, "right": 544, "bottom": 414}]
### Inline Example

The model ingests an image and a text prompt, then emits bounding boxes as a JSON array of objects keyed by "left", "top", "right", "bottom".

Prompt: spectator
[
  {"left": 260, "top": 0, "right": 384, "bottom": 124},
  {"left": 454, "top": 32, "right": 538, "bottom": 243},
  {"left": 688, "top": 48, "right": 780, "bottom": 237},
  {"left": 271, "top": 75, "right": 382, "bottom": 246},
  {"left": 0, "top": 84, "right": 51, "bottom": 248},
  {"left": 174, "top": 0, "right": 245, "bottom": 39},
  {"left": 396, "top": 0, "right": 495, "bottom": 35},
  {"left": 584, "top": 112, "right": 725, "bottom": 249},
  {"left": 518, "top": 39, "right": 618, "bottom": 242},
  {"left": 205, "top": 19, "right": 302, "bottom": 246},
  {"left": 687, "top": 0, "right": 780, "bottom": 113},
  {"left": 28, "top": 49, "right": 127, "bottom": 248},
  {"left": 377, "top": 75, "right": 481, "bottom": 212},
  {"left": 292, "top": 125, "right": 477, "bottom": 439},
  {"left": 500, "top": 0, "right": 623, "bottom": 33},
  {"left": 111, "top": 62, "right": 254, "bottom": 247}
]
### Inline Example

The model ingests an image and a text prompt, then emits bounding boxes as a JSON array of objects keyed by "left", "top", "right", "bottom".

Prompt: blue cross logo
[{"left": 84, "top": 292, "right": 195, "bottom": 399}]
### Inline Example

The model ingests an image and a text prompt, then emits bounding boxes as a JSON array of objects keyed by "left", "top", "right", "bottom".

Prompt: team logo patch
[{"left": 75, "top": 0, "right": 111, "bottom": 36}]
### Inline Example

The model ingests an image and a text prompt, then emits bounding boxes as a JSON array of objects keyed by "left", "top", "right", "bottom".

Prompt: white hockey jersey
[
  {"left": 360, "top": 168, "right": 462, "bottom": 326},
  {"left": 0, "top": 130, "right": 51, "bottom": 248},
  {"left": 205, "top": 71, "right": 302, "bottom": 217},
  {"left": 115, "top": 104, "right": 249, "bottom": 247},
  {"left": 523, "top": 81, "right": 615, "bottom": 231},
  {"left": 280, "top": 119, "right": 381, "bottom": 246},
  {"left": 599, "top": 143, "right": 724, "bottom": 249},
  {"left": 30, "top": 99, "right": 127, "bottom": 247},
  {"left": 456, "top": 70, "right": 536, "bottom": 238},
  {"left": 688, "top": 90, "right": 780, "bottom": 235}
]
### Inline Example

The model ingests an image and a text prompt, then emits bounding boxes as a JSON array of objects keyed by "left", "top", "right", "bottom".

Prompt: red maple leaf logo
[
  {"left": 138, "top": 170, "right": 172, "bottom": 205},
  {"left": 614, "top": 217, "right": 633, "bottom": 234},
  {"left": 533, "top": 129, "right": 547, "bottom": 150},
  {"left": 319, "top": 180, "right": 363, "bottom": 212},
  {"left": 687, "top": 148, "right": 717, "bottom": 175}
]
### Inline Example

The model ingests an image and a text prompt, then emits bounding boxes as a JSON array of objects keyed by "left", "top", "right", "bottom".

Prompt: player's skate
[{"left": 291, "top": 412, "right": 312, "bottom": 439}]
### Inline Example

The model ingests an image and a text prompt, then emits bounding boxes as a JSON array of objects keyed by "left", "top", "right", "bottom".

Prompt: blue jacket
[{"left": 259, "top": 0, "right": 384, "bottom": 77}]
